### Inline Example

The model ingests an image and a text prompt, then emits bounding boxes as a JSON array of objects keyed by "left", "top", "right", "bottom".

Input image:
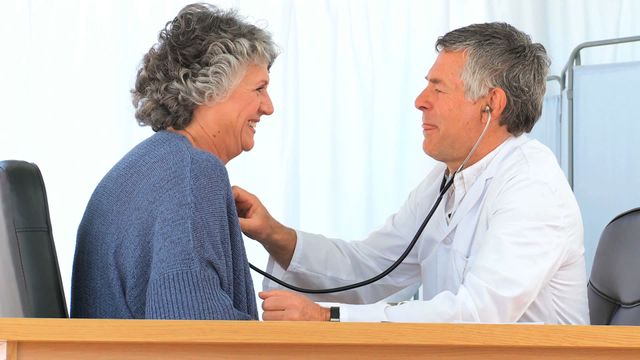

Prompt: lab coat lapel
[
  {"left": 444, "top": 135, "right": 529, "bottom": 235},
  {"left": 445, "top": 176, "right": 489, "bottom": 234},
  {"left": 416, "top": 169, "right": 452, "bottom": 260}
]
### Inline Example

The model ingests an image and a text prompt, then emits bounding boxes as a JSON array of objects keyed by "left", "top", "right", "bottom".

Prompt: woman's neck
[{"left": 171, "top": 121, "right": 228, "bottom": 164}]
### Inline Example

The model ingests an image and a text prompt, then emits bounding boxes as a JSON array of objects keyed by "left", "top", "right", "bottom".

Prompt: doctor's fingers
[
  {"left": 232, "top": 186, "right": 255, "bottom": 216},
  {"left": 261, "top": 296, "right": 301, "bottom": 321},
  {"left": 262, "top": 309, "right": 290, "bottom": 321},
  {"left": 231, "top": 185, "right": 252, "bottom": 199},
  {"left": 231, "top": 185, "right": 264, "bottom": 209},
  {"left": 260, "top": 289, "right": 310, "bottom": 303},
  {"left": 262, "top": 304, "right": 313, "bottom": 321},
  {"left": 261, "top": 291, "right": 299, "bottom": 310},
  {"left": 261, "top": 291, "right": 324, "bottom": 321}
]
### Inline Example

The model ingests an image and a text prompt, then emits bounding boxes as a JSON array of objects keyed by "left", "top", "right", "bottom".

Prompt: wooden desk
[{"left": 1, "top": 318, "right": 639, "bottom": 359}]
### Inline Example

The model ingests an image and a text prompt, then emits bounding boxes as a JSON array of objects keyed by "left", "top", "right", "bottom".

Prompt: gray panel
[{"left": 573, "top": 61, "right": 640, "bottom": 275}]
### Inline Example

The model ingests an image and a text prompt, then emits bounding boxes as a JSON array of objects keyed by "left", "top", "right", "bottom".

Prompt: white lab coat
[{"left": 264, "top": 135, "right": 589, "bottom": 324}]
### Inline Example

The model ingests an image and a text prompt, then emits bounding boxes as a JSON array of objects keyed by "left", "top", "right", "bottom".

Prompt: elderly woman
[{"left": 71, "top": 3, "right": 277, "bottom": 320}]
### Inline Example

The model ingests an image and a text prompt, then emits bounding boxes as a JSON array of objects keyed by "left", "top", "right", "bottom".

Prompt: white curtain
[{"left": 1, "top": 0, "right": 639, "bottom": 307}]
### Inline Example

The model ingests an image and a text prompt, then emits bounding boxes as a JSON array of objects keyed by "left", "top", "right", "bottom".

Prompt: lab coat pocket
[
  {"left": 448, "top": 213, "right": 480, "bottom": 285},
  {"left": 450, "top": 247, "right": 470, "bottom": 284}
]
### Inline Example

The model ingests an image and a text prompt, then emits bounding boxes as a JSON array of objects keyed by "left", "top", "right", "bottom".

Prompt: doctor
[{"left": 233, "top": 22, "right": 589, "bottom": 323}]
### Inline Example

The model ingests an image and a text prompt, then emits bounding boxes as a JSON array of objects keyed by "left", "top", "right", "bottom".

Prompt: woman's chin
[{"left": 242, "top": 141, "right": 256, "bottom": 152}]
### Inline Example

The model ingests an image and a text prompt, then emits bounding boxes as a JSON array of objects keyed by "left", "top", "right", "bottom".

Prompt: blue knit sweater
[{"left": 71, "top": 131, "right": 258, "bottom": 320}]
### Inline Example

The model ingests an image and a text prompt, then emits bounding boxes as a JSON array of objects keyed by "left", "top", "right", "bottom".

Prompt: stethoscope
[{"left": 249, "top": 106, "right": 493, "bottom": 294}]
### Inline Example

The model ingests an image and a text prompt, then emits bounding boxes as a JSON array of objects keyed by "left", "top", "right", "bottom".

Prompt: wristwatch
[{"left": 329, "top": 306, "right": 340, "bottom": 322}]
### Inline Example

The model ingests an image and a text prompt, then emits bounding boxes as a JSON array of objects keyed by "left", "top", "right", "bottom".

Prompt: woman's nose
[{"left": 261, "top": 92, "right": 274, "bottom": 115}]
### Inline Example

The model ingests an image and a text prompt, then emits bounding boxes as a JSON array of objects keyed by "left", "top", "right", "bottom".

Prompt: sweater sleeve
[{"left": 144, "top": 269, "right": 253, "bottom": 320}]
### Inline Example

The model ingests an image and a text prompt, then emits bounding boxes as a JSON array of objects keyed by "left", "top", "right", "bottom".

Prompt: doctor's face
[{"left": 414, "top": 51, "right": 488, "bottom": 171}]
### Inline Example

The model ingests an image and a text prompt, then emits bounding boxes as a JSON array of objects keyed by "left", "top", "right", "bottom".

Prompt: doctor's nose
[{"left": 415, "top": 87, "right": 431, "bottom": 111}]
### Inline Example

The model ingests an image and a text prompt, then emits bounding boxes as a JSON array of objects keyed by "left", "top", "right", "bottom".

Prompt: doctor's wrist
[
  {"left": 321, "top": 306, "right": 331, "bottom": 321},
  {"left": 263, "top": 225, "right": 297, "bottom": 269}
]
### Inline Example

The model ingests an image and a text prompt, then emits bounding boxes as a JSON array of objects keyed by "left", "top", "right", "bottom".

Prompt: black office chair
[
  {"left": 588, "top": 207, "right": 640, "bottom": 325},
  {"left": 0, "top": 160, "right": 68, "bottom": 317}
]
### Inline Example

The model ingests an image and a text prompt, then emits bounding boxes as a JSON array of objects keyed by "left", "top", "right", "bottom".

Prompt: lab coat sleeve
[
  {"left": 338, "top": 173, "right": 575, "bottom": 322},
  {"left": 263, "top": 167, "right": 444, "bottom": 304}
]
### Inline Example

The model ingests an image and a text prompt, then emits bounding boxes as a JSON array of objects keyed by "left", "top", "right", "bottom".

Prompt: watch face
[{"left": 330, "top": 306, "right": 340, "bottom": 322}]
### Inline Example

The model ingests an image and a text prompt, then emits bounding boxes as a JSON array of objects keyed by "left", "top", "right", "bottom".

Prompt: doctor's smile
[{"left": 422, "top": 122, "right": 438, "bottom": 134}]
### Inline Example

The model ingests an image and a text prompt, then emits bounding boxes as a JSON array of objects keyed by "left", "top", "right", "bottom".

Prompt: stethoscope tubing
[{"left": 249, "top": 109, "right": 493, "bottom": 294}]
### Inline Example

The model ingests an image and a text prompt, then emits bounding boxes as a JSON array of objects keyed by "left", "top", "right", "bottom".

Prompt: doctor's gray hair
[
  {"left": 436, "top": 22, "right": 550, "bottom": 135},
  {"left": 132, "top": 3, "right": 278, "bottom": 131}
]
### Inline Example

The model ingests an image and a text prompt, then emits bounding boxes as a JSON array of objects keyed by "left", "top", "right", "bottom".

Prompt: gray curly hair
[
  {"left": 436, "top": 22, "right": 550, "bottom": 135},
  {"left": 132, "top": 3, "right": 278, "bottom": 131}
]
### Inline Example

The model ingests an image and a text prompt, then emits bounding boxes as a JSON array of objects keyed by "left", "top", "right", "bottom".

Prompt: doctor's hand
[
  {"left": 260, "top": 290, "right": 330, "bottom": 321},
  {"left": 232, "top": 186, "right": 297, "bottom": 268}
]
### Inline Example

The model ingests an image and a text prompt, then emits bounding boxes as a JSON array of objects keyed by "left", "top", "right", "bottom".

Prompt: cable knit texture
[{"left": 71, "top": 131, "right": 257, "bottom": 320}]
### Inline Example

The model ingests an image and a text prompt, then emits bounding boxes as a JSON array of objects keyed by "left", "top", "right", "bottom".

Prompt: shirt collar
[{"left": 450, "top": 135, "right": 515, "bottom": 200}]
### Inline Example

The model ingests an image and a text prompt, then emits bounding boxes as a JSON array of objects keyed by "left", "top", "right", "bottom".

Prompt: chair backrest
[
  {"left": 588, "top": 207, "right": 640, "bottom": 325},
  {"left": 0, "top": 160, "right": 68, "bottom": 318}
]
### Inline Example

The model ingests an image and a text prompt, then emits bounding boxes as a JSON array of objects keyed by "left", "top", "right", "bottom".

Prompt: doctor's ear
[{"left": 484, "top": 88, "right": 507, "bottom": 119}]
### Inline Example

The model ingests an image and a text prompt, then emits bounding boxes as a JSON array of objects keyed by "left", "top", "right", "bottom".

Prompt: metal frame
[
  {"left": 559, "top": 35, "right": 640, "bottom": 187},
  {"left": 546, "top": 75, "right": 563, "bottom": 89}
]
